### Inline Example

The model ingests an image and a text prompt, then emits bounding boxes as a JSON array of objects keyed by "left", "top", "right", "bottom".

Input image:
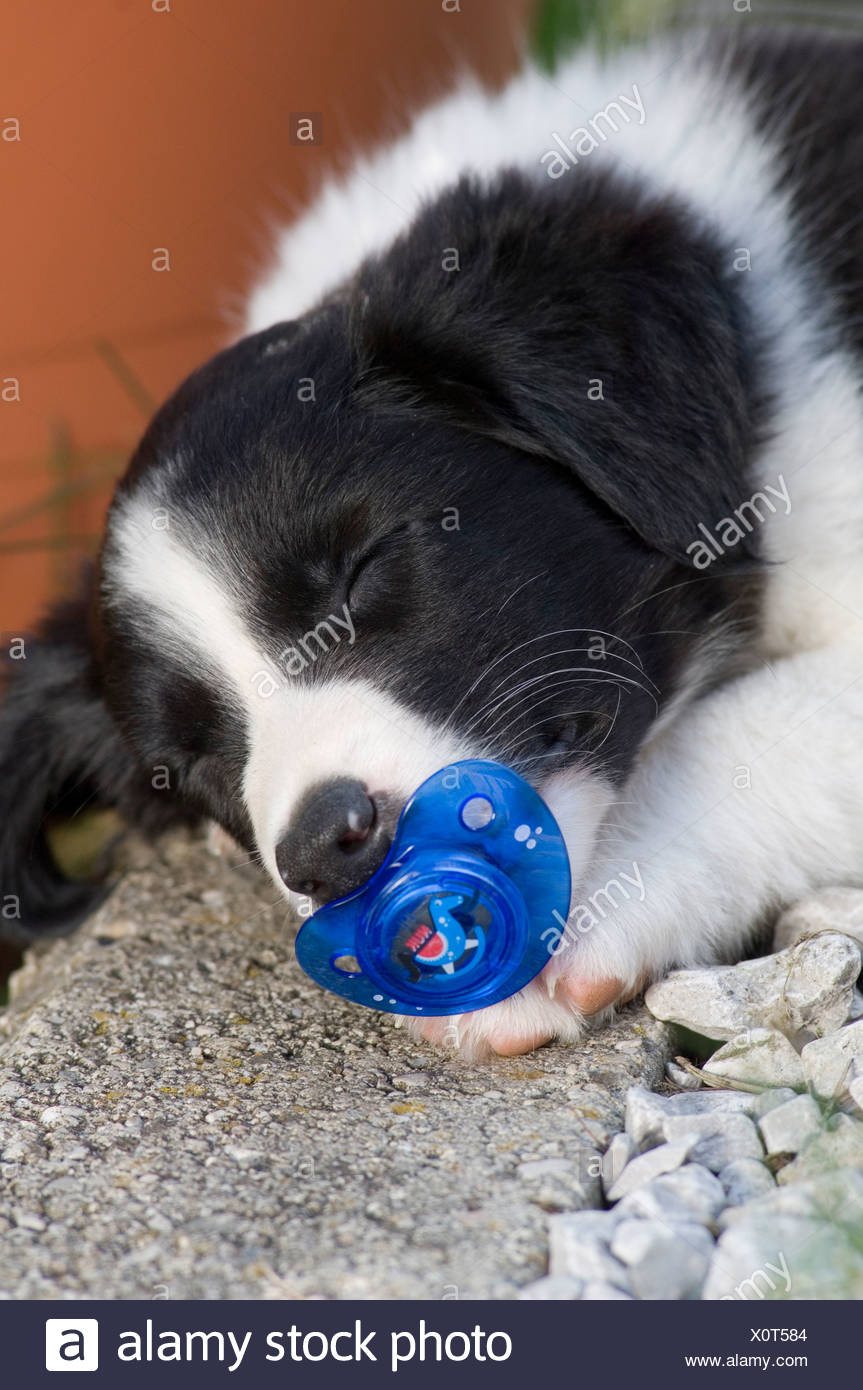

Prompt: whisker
[
  {"left": 485, "top": 645, "right": 658, "bottom": 701},
  {"left": 494, "top": 705, "right": 617, "bottom": 764},
  {"left": 462, "top": 661, "right": 617, "bottom": 737},
  {"left": 484, "top": 691, "right": 598, "bottom": 745},
  {"left": 616, "top": 573, "right": 742, "bottom": 621},
  {"left": 464, "top": 662, "right": 658, "bottom": 739},
  {"left": 591, "top": 688, "right": 622, "bottom": 755},
  {"left": 445, "top": 626, "right": 649, "bottom": 726},
  {"left": 470, "top": 670, "right": 621, "bottom": 739},
  {"left": 495, "top": 570, "right": 546, "bottom": 617}
]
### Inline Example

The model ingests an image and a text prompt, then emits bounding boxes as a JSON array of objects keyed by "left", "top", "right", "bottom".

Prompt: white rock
[
  {"left": 391, "top": 1072, "right": 430, "bottom": 1091},
  {"left": 600, "top": 1132, "right": 635, "bottom": 1199},
  {"left": 623, "top": 1084, "right": 757, "bottom": 1149},
  {"left": 51, "top": 1142, "right": 88, "bottom": 1162},
  {"left": 662, "top": 1113, "right": 763, "bottom": 1171},
  {"left": 757, "top": 1094, "right": 822, "bottom": 1157},
  {"left": 606, "top": 1138, "right": 693, "bottom": 1202},
  {"left": 777, "top": 1112, "right": 863, "bottom": 1185},
  {"left": 645, "top": 934, "right": 862, "bottom": 1041},
  {"left": 516, "top": 1157, "right": 596, "bottom": 1211},
  {"left": 848, "top": 989, "right": 863, "bottom": 1022},
  {"left": 611, "top": 1217, "right": 714, "bottom": 1300},
  {"left": 719, "top": 1158, "right": 776, "bottom": 1207},
  {"left": 774, "top": 889, "right": 863, "bottom": 953},
  {"left": 39, "top": 1106, "right": 85, "bottom": 1129},
  {"left": 801, "top": 1019, "right": 863, "bottom": 1102},
  {"left": 718, "top": 1181, "right": 821, "bottom": 1229},
  {"left": 225, "top": 1146, "right": 263, "bottom": 1166},
  {"left": 719, "top": 1167, "right": 863, "bottom": 1230},
  {"left": 842, "top": 1057, "right": 863, "bottom": 1117},
  {"left": 517, "top": 1275, "right": 584, "bottom": 1300},
  {"left": 702, "top": 1217, "right": 801, "bottom": 1300},
  {"left": 781, "top": 934, "right": 862, "bottom": 1037},
  {"left": 548, "top": 1210, "right": 621, "bottom": 1242},
  {"left": 11, "top": 1209, "right": 46, "bottom": 1232},
  {"left": 704, "top": 1170, "right": 863, "bottom": 1299},
  {"left": 615, "top": 1164, "right": 726, "bottom": 1227},
  {"left": 752, "top": 1087, "right": 799, "bottom": 1119},
  {"left": 703, "top": 1028, "right": 805, "bottom": 1090},
  {"left": 516, "top": 1159, "right": 571, "bottom": 1180},
  {"left": 665, "top": 1060, "right": 702, "bottom": 1090},
  {"left": 547, "top": 1212, "right": 630, "bottom": 1290}
]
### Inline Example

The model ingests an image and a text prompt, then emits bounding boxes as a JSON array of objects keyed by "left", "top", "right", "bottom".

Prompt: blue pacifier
[{"left": 295, "top": 759, "right": 572, "bottom": 1016}]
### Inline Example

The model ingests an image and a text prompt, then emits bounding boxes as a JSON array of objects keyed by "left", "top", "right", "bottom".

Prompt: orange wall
[{"left": 0, "top": 0, "right": 534, "bottom": 633}]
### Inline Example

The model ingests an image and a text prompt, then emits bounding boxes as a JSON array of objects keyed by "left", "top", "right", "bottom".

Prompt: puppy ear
[
  {"left": 354, "top": 169, "right": 764, "bottom": 569},
  {"left": 0, "top": 584, "right": 168, "bottom": 943}
]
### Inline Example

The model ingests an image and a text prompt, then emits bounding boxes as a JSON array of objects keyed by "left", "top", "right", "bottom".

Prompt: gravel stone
[
  {"left": 0, "top": 830, "right": 672, "bottom": 1299},
  {"left": 516, "top": 1158, "right": 597, "bottom": 1212},
  {"left": 645, "top": 934, "right": 862, "bottom": 1041},
  {"left": 662, "top": 1113, "right": 764, "bottom": 1172},
  {"left": 623, "top": 1084, "right": 757, "bottom": 1149},
  {"left": 842, "top": 1056, "right": 863, "bottom": 1117},
  {"left": 703, "top": 1028, "right": 805, "bottom": 1090},
  {"left": 702, "top": 1171, "right": 863, "bottom": 1300},
  {"left": 605, "top": 1138, "right": 694, "bottom": 1202},
  {"left": 751, "top": 1087, "right": 799, "bottom": 1119},
  {"left": 777, "top": 1112, "right": 863, "bottom": 1186},
  {"left": 615, "top": 1164, "right": 726, "bottom": 1228},
  {"left": 38, "top": 1106, "right": 85, "bottom": 1129},
  {"left": 611, "top": 1217, "right": 714, "bottom": 1300},
  {"left": 547, "top": 1212, "right": 631, "bottom": 1290},
  {"left": 665, "top": 1060, "right": 702, "bottom": 1090},
  {"left": 757, "top": 1094, "right": 823, "bottom": 1157},
  {"left": 719, "top": 1158, "right": 776, "bottom": 1207},
  {"left": 718, "top": 1168, "right": 863, "bottom": 1229},
  {"left": 774, "top": 889, "right": 863, "bottom": 954},
  {"left": 801, "top": 1020, "right": 863, "bottom": 1102},
  {"left": 600, "top": 1131, "right": 635, "bottom": 1199}
]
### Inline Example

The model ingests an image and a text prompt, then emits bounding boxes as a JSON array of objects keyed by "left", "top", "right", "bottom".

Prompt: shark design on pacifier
[{"left": 295, "top": 760, "right": 572, "bottom": 1016}]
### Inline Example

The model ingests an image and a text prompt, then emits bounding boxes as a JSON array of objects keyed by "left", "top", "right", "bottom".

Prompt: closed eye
[{"left": 344, "top": 524, "right": 415, "bottom": 620}]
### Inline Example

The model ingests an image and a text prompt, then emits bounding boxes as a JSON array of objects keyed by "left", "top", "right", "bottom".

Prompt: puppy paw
[
  {"left": 546, "top": 964, "right": 646, "bottom": 1015},
  {"left": 399, "top": 978, "right": 584, "bottom": 1060},
  {"left": 399, "top": 955, "right": 646, "bottom": 1060}
]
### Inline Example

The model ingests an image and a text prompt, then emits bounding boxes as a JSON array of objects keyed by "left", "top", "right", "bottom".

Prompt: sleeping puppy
[{"left": 3, "top": 25, "right": 863, "bottom": 1058}]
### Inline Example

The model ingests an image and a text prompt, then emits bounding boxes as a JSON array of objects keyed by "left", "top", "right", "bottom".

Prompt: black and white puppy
[{"left": 3, "top": 26, "right": 863, "bottom": 1057}]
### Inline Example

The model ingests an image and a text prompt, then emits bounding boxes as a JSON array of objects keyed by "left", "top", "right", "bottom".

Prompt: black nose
[{"left": 275, "top": 778, "right": 392, "bottom": 903}]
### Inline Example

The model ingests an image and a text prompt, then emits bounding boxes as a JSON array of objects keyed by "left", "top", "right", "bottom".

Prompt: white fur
[{"left": 120, "top": 36, "right": 863, "bottom": 1051}]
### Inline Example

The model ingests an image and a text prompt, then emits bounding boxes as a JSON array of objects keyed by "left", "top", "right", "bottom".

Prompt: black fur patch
[{"left": 353, "top": 165, "right": 768, "bottom": 569}]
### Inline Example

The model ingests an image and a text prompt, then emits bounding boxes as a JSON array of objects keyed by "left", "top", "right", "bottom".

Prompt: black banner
[{"left": 3, "top": 1298, "right": 855, "bottom": 1386}]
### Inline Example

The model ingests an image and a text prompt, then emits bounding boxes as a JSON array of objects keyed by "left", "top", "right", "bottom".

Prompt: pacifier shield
[{"left": 295, "top": 760, "right": 572, "bottom": 1016}]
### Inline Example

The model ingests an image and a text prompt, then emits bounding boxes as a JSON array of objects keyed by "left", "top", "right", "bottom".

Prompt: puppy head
[{"left": 1, "top": 167, "right": 764, "bottom": 937}]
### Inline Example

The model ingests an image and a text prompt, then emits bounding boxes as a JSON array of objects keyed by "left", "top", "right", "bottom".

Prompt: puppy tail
[{"left": 0, "top": 577, "right": 181, "bottom": 944}]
